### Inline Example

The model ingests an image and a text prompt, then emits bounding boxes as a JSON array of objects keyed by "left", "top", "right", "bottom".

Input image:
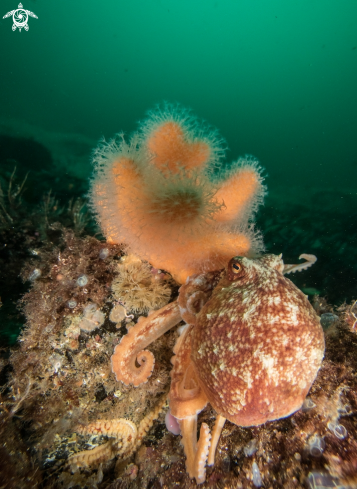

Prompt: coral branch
[
  {"left": 147, "top": 121, "right": 211, "bottom": 174},
  {"left": 90, "top": 105, "right": 265, "bottom": 284},
  {"left": 214, "top": 161, "right": 265, "bottom": 223}
]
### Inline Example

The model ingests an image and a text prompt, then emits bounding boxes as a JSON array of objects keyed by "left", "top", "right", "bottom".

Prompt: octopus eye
[
  {"left": 227, "top": 257, "right": 245, "bottom": 281},
  {"left": 232, "top": 263, "right": 241, "bottom": 273}
]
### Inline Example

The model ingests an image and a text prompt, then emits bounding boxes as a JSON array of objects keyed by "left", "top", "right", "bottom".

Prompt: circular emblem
[
  {"left": 13, "top": 8, "right": 28, "bottom": 29},
  {"left": 3, "top": 3, "right": 38, "bottom": 32}
]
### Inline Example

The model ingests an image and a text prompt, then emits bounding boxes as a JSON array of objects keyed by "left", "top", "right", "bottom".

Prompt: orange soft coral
[{"left": 90, "top": 104, "right": 266, "bottom": 283}]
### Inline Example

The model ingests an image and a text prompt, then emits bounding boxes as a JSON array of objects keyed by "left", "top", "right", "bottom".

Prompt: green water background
[
  {"left": 1, "top": 0, "right": 356, "bottom": 190},
  {"left": 0, "top": 0, "right": 356, "bottom": 344}
]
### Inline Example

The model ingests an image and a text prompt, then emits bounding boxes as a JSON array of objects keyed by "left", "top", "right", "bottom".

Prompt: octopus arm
[
  {"left": 207, "top": 414, "right": 226, "bottom": 466},
  {"left": 111, "top": 301, "right": 181, "bottom": 386},
  {"left": 283, "top": 253, "right": 317, "bottom": 275},
  {"left": 68, "top": 419, "right": 137, "bottom": 468},
  {"left": 68, "top": 395, "right": 167, "bottom": 468},
  {"left": 179, "top": 416, "right": 211, "bottom": 484},
  {"left": 169, "top": 325, "right": 208, "bottom": 418}
]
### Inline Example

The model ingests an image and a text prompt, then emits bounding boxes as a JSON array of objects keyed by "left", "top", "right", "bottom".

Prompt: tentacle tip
[{"left": 111, "top": 349, "right": 155, "bottom": 386}]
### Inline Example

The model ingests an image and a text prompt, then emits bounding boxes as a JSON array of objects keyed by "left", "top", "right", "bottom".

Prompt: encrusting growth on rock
[{"left": 3, "top": 228, "right": 176, "bottom": 487}]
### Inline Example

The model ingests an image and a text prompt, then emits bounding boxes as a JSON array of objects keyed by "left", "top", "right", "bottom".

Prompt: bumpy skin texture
[{"left": 190, "top": 254, "right": 325, "bottom": 426}]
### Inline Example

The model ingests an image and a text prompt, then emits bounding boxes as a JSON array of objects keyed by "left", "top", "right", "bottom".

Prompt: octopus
[{"left": 110, "top": 252, "right": 325, "bottom": 484}]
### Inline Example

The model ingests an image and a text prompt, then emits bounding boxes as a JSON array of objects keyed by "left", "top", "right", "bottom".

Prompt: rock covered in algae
[{"left": 2, "top": 228, "right": 177, "bottom": 488}]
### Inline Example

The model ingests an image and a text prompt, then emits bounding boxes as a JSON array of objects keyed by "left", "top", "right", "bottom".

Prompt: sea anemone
[{"left": 111, "top": 254, "right": 172, "bottom": 313}]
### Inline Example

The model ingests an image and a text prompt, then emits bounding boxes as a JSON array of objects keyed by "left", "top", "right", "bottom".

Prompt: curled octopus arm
[
  {"left": 111, "top": 301, "right": 181, "bottom": 386},
  {"left": 283, "top": 253, "right": 317, "bottom": 275}
]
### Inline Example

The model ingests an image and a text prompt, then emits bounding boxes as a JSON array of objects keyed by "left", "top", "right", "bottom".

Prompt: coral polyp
[{"left": 90, "top": 105, "right": 266, "bottom": 283}]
